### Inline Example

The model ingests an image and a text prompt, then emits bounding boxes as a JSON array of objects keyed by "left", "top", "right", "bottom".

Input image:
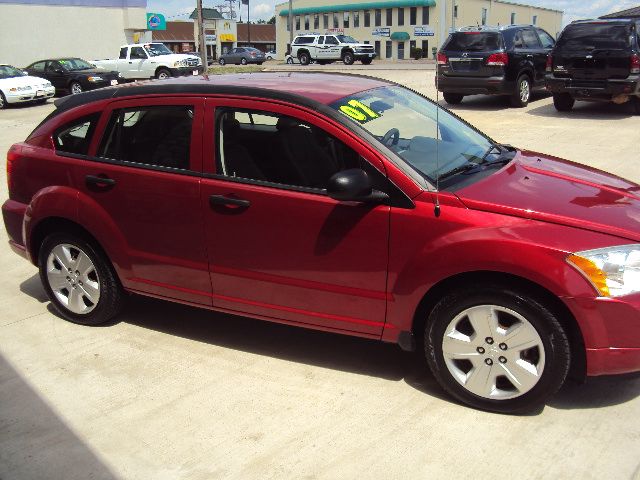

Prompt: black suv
[
  {"left": 546, "top": 19, "right": 640, "bottom": 114},
  {"left": 437, "top": 25, "right": 556, "bottom": 107}
]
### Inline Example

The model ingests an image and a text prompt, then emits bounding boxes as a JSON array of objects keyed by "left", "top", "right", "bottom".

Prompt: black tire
[
  {"left": 155, "top": 68, "right": 171, "bottom": 80},
  {"left": 632, "top": 96, "right": 640, "bottom": 115},
  {"left": 69, "top": 81, "right": 83, "bottom": 95},
  {"left": 424, "top": 284, "right": 570, "bottom": 413},
  {"left": 510, "top": 74, "right": 531, "bottom": 108},
  {"left": 241, "top": 58, "right": 247, "bottom": 65},
  {"left": 343, "top": 51, "right": 355, "bottom": 65},
  {"left": 443, "top": 93, "right": 464, "bottom": 105},
  {"left": 553, "top": 93, "right": 575, "bottom": 112},
  {"left": 219, "top": 58, "right": 226, "bottom": 66},
  {"left": 286, "top": 57, "right": 294, "bottom": 64},
  {"left": 38, "top": 232, "right": 124, "bottom": 326},
  {"left": 257, "top": 62, "right": 263, "bottom": 65},
  {"left": 299, "top": 52, "right": 310, "bottom": 66},
  {"left": 0, "top": 91, "right": 8, "bottom": 109},
  {"left": 361, "top": 58, "right": 372, "bottom": 65}
]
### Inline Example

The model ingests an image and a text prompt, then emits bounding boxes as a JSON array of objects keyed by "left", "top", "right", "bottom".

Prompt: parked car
[
  {"left": 0, "top": 64, "right": 54, "bottom": 109},
  {"left": 437, "top": 25, "right": 556, "bottom": 107},
  {"left": 4, "top": 73, "right": 640, "bottom": 413},
  {"left": 291, "top": 34, "right": 376, "bottom": 65},
  {"left": 24, "top": 58, "right": 122, "bottom": 95},
  {"left": 265, "top": 50, "right": 277, "bottom": 60},
  {"left": 284, "top": 54, "right": 313, "bottom": 65},
  {"left": 218, "top": 47, "right": 265, "bottom": 66},
  {"left": 545, "top": 19, "right": 640, "bottom": 114}
]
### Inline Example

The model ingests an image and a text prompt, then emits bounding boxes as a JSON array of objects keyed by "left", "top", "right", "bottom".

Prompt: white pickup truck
[{"left": 93, "top": 43, "right": 204, "bottom": 81}]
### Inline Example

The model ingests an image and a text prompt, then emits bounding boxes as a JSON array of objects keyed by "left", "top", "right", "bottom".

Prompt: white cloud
[{"left": 251, "top": 2, "right": 273, "bottom": 18}]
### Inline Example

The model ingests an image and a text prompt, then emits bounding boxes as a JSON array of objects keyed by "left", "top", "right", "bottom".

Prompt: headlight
[
  {"left": 87, "top": 76, "right": 103, "bottom": 82},
  {"left": 568, "top": 244, "right": 640, "bottom": 297}
]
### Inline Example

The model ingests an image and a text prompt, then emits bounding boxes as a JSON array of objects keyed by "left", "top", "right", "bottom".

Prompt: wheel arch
[
  {"left": 297, "top": 49, "right": 310, "bottom": 59},
  {"left": 411, "top": 270, "right": 586, "bottom": 381},
  {"left": 154, "top": 66, "right": 171, "bottom": 77},
  {"left": 341, "top": 47, "right": 354, "bottom": 57}
]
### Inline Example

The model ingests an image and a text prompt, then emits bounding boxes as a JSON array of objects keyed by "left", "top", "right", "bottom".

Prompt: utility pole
[
  {"left": 439, "top": 0, "right": 447, "bottom": 47},
  {"left": 288, "top": 0, "right": 293, "bottom": 54},
  {"left": 197, "top": 0, "right": 207, "bottom": 66}
]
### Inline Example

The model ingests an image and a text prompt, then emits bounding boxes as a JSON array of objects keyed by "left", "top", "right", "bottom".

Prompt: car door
[
  {"left": 199, "top": 98, "right": 391, "bottom": 336},
  {"left": 522, "top": 28, "right": 546, "bottom": 85},
  {"left": 45, "top": 61, "right": 67, "bottom": 90},
  {"left": 324, "top": 36, "right": 341, "bottom": 59},
  {"left": 70, "top": 97, "right": 212, "bottom": 305},
  {"left": 128, "top": 46, "right": 149, "bottom": 77},
  {"left": 316, "top": 36, "right": 329, "bottom": 60}
]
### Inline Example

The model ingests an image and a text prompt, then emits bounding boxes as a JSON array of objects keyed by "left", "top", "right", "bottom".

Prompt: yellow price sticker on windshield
[{"left": 339, "top": 99, "right": 380, "bottom": 123}]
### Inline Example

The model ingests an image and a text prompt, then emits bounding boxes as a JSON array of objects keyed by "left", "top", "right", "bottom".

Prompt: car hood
[
  {"left": 0, "top": 75, "right": 51, "bottom": 88},
  {"left": 153, "top": 53, "right": 201, "bottom": 63},
  {"left": 455, "top": 150, "right": 640, "bottom": 242}
]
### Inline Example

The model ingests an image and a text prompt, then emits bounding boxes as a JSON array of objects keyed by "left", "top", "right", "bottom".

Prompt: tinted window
[
  {"left": 130, "top": 47, "right": 147, "bottom": 59},
  {"left": 54, "top": 114, "right": 100, "bottom": 155},
  {"left": 119, "top": 47, "right": 128, "bottom": 59},
  {"left": 46, "top": 61, "right": 63, "bottom": 72},
  {"left": 445, "top": 32, "right": 503, "bottom": 51},
  {"left": 215, "top": 108, "right": 364, "bottom": 190},
  {"left": 318, "top": 36, "right": 325, "bottom": 44},
  {"left": 29, "top": 61, "right": 46, "bottom": 72},
  {"left": 522, "top": 29, "right": 541, "bottom": 48},
  {"left": 0, "top": 65, "right": 25, "bottom": 78},
  {"left": 537, "top": 29, "right": 555, "bottom": 49},
  {"left": 557, "top": 23, "right": 632, "bottom": 51},
  {"left": 326, "top": 36, "right": 339, "bottom": 45},
  {"left": 294, "top": 36, "right": 314, "bottom": 45},
  {"left": 99, "top": 106, "right": 193, "bottom": 170}
]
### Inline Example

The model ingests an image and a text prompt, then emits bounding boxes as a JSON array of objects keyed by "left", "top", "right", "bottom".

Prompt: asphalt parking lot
[{"left": 1, "top": 69, "right": 640, "bottom": 480}]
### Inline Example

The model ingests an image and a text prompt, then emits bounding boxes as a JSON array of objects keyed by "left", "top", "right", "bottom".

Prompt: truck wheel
[
  {"left": 286, "top": 57, "right": 294, "bottom": 64},
  {"left": 241, "top": 58, "right": 247, "bottom": 65},
  {"left": 156, "top": 68, "right": 171, "bottom": 80},
  {"left": 553, "top": 93, "right": 575, "bottom": 112},
  {"left": 299, "top": 52, "right": 310, "bottom": 66},
  {"left": 343, "top": 51, "right": 355, "bottom": 65},
  {"left": 361, "top": 58, "right": 372, "bottom": 65},
  {"left": 510, "top": 74, "right": 531, "bottom": 108},
  {"left": 69, "top": 82, "right": 83, "bottom": 95},
  {"left": 219, "top": 58, "right": 226, "bottom": 66},
  {"left": 424, "top": 284, "right": 570, "bottom": 413},
  {"left": 443, "top": 93, "right": 464, "bottom": 105}
]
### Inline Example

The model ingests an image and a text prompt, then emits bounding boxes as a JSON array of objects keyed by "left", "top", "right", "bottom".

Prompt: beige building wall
[
  {"left": 0, "top": 4, "right": 147, "bottom": 67},
  {"left": 275, "top": 0, "right": 562, "bottom": 61}
]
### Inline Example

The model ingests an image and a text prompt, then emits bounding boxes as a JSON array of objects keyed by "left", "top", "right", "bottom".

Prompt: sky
[{"left": 147, "top": 0, "right": 639, "bottom": 25}]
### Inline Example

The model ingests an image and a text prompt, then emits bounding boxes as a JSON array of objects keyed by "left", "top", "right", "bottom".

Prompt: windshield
[
  {"left": 145, "top": 43, "right": 173, "bottom": 56},
  {"left": 556, "top": 23, "right": 632, "bottom": 51},
  {"left": 59, "top": 58, "right": 94, "bottom": 71},
  {"left": 444, "top": 32, "right": 503, "bottom": 51},
  {"left": 0, "top": 65, "right": 25, "bottom": 79},
  {"left": 330, "top": 86, "right": 497, "bottom": 187},
  {"left": 337, "top": 35, "right": 358, "bottom": 44}
]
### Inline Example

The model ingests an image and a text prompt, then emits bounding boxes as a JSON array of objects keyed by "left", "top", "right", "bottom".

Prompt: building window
[
  {"left": 410, "top": 39, "right": 416, "bottom": 51},
  {"left": 295, "top": 16, "right": 300, "bottom": 30},
  {"left": 314, "top": 14, "right": 319, "bottom": 29},
  {"left": 364, "top": 10, "right": 371, "bottom": 27},
  {"left": 386, "top": 8, "right": 392, "bottom": 26},
  {"left": 304, "top": 14, "right": 309, "bottom": 30},
  {"left": 323, "top": 13, "right": 329, "bottom": 29},
  {"left": 422, "top": 7, "right": 429, "bottom": 25},
  {"left": 344, "top": 11, "right": 349, "bottom": 28},
  {"left": 333, "top": 12, "right": 339, "bottom": 28},
  {"left": 385, "top": 40, "right": 392, "bottom": 58},
  {"left": 410, "top": 7, "right": 417, "bottom": 25},
  {"left": 481, "top": 8, "right": 487, "bottom": 25},
  {"left": 375, "top": 9, "right": 381, "bottom": 27},
  {"left": 532, "top": 15, "right": 537, "bottom": 25},
  {"left": 454, "top": 5, "right": 458, "bottom": 18},
  {"left": 398, "top": 41, "right": 405, "bottom": 59},
  {"left": 353, "top": 11, "right": 360, "bottom": 27},
  {"left": 421, "top": 39, "right": 429, "bottom": 56},
  {"left": 511, "top": 12, "right": 516, "bottom": 24},
  {"left": 375, "top": 40, "right": 381, "bottom": 57}
]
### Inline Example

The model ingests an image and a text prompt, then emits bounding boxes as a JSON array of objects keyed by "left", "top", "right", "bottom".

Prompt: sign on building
[
  {"left": 146, "top": 13, "right": 166, "bottom": 31},
  {"left": 414, "top": 26, "right": 434, "bottom": 36},
  {"left": 372, "top": 27, "right": 390, "bottom": 37},
  {"left": 205, "top": 34, "right": 217, "bottom": 45}
]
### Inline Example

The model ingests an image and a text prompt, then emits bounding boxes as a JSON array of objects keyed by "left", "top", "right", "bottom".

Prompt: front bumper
[
  {"left": 564, "top": 292, "right": 640, "bottom": 376},
  {"left": 354, "top": 52, "right": 377, "bottom": 59},
  {"left": 436, "top": 74, "right": 513, "bottom": 95},
  {"left": 170, "top": 66, "right": 206, "bottom": 77},
  {"left": 545, "top": 74, "right": 640, "bottom": 100},
  {"left": 5, "top": 85, "right": 55, "bottom": 104}
]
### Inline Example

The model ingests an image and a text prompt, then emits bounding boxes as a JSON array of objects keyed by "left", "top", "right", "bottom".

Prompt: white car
[
  {"left": 284, "top": 54, "right": 315, "bottom": 65},
  {"left": 265, "top": 50, "right": 276, "bottom": 60},
  {"left": 0, "top": 64, "right": 55, "bottom": 109}
]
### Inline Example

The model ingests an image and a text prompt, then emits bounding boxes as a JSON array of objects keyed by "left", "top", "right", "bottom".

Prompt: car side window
[
  {"left": 215, "top": 108, "right": 366, "bottom": 190},
  {"left": 318, "top": 36, "right": 325, "bottom": 44},
  {"left": 98, "top": 105, "right": 194, "bottom": 170},
  {"left": 53, "top": 113, "right": 101, "bottom": 155},
  {"left": 130, "top": 47, "right": 147, "bottom": 59},
  {"left": 30, "top": 61, "right": 46, "bottom": 72},
  {"left": 119, "top": 47, "right": 128, "bottom": 59},
  {"left": 522, "top": 29, "right": 542, "bottom": 48},
  {"left": 326, "top": 36, "right": 339, "bottom": 45},
  {"left": 513, "top": 30, "right": 524, "bottom": 48},
  {"left": 537, "top": 29, "right": 555, "bottom": 49},
  {"left": 46, "top": 61, "right": 63, "bottom": 72}
]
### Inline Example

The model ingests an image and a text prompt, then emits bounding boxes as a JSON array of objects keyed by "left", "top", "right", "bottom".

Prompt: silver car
[{"left": 218, "top": 47, "right": 265, "bottom": 66}]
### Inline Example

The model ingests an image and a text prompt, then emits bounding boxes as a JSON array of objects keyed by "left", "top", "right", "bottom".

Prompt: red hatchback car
[{"left": 3, "top": 73, "right": 640, "bottom": 412}]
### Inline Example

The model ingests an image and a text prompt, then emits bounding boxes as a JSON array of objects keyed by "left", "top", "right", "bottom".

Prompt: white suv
[{"left": 291, "top": 34, "right": 376, "bottom": 65}]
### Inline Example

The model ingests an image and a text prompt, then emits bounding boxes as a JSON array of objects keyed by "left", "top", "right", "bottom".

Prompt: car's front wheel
[
  {"left": 0, "top": 91, "right": 7, "bottom": 109},
  {"left": 424, "top": 285, "right": 570, "bottom": 413},
  {"left": 39, "top": 232, "right": 124, "bottom": 326},
  {"left": 69, "top": 81, "right": 83, "bottom": 95},
  {"left": 343, "top": 51, "right": 355, "bottom": 65},
  {"left": 240, "top": 58, "right": 247, "bottom": 65},
  {"left": 155, "top": 68, "right": 171, "bottom": 80},
  {"left": 553, "top": 93, "right": 575, "bottom": 112},
  {"left": 443, "top": 93, "right": 464, "bottom": 105},
  {"left": 219, "top": 58, "right": 226, "bottom": 66}
]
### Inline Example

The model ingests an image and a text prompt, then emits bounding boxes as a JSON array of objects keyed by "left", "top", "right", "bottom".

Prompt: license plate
[
  {"left": 193, "top": 70, "right": 198, "bottom": 75},
  {"left": 110, "top": 79, "right": 118, "bottom": 86},
  {"left": 35, "top": 90, "right": 44, "bottom": 97}
]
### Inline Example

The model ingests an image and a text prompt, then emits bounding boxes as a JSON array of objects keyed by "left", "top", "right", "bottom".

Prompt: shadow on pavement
[
  {"left": 437, "top": 91, "right": 549, "bottom": 112},
  {"left": 0, "top": 354, "right": 117, "bottom": 480},
  {"left": 550, "top": 372, "right": 640, "bottom": 410},
  {"left": 526, "top": 99, "right": 636, "bottom": 119}
]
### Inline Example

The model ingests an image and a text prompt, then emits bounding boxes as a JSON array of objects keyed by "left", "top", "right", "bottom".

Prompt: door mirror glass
[{"left": 326, "top": 168, "right": 388, "bottom": 203}]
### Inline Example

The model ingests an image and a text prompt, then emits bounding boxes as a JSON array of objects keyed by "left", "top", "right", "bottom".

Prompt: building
[
  {"left": 0, "top": 0, "right": 147, "bottom": 67},
  {"left": 152, "top": 21, "right": 197, "bottom": 54},
  {"left": 275, "top": 0, "right": 563, "bottom": 61},
  {"left": 190, "top": 8, "right": 238, "bottom": 60},
  {"left": 600, "top": 6, "right": 640, "bottom": 19},
  {"left": 237, "top": 23, "right": 276, "bottom": 52}
]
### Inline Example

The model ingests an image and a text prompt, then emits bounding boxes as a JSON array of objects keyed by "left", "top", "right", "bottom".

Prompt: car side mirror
[{"left": 326, "top": 169, "right": 389, "bottom": 203}]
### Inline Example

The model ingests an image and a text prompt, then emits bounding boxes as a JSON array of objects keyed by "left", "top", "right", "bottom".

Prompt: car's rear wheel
[
  {"left": 155, "top": 68, "right": 171, "bottom": 80},
  {"left": 0, "top": 91, "right": 7, "bottom": 109},
  {"left": 286, "top": 57, "right": 294, "bottom": 64},
  {"left": 69, "top": 81, "right": 83, "bottom": 95},
  {"left": 38, "top": 232, "right": 124, "bottom": 326},
  {"left": 553, "top": 93, "right": 575, "bottom": 112},
  {"left": 510, "top": 75, "right": 531, "bottom": 107},
  {"left": 299, "top": 52, "right": 310, "bottom": 66},
  {"left": 443, "top": 93, "right": 464, "bottom": 105},
  {"left": 424, "top": 284, "right": 570, "bottom": 413},
  {"left": 343, "top": 51, "right": 355, "bottom": 65},
  {"left": 219, "top": 58, "right": 226, "bottom": 66},
  {"left": 632, "top": 96, "right": 640, "bottom": 115},
  {"left": 241, "top": 58, "right": 247, "bottom": 65}
]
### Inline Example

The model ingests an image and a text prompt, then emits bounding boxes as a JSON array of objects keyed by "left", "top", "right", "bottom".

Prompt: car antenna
[{"left": 434, "top": 62, "right": 441, "bottom": 218}]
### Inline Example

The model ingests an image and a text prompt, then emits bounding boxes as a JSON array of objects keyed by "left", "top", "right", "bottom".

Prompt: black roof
[
  {"left": 570, "top": 18, "right": 637, "bottom": 25},
  {"left": 600, "top": 6, "right": 640, "bottom": 19},
  {"left": 455, "top": 24, "right": 537, "bottom": 33}
]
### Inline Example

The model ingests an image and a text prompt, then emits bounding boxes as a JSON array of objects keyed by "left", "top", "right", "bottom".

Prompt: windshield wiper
[{"left": 438, "top": 144, "right": 514, "bottom": 181}]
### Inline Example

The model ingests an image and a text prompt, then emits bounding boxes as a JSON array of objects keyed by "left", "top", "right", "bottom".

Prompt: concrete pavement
[{"left": 1, "top": 71, "right": 640, "bottom": 480}]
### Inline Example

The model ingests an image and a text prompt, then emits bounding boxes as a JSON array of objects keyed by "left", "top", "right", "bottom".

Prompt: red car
[{"left": 3, "top": 73, "right": 640, "bottom": 412}]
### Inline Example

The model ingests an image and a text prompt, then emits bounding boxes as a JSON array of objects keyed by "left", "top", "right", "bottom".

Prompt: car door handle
[
  {"left": 209, "top": 195, "right": 250, "bottom": 208},
  {"left": 85, "top": 175, "right": 116, "bottom": 187}
]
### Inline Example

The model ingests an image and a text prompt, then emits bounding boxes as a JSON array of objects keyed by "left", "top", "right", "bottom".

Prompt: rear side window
[
  {"left": 294, "top": 36, "right": 315, "bottom": 45},
  {"left": 119, "top": 47, "right": 128, "bottom": 59},
  {"left": 522, "top": 29, "right": 542, "bottom": 48},
  {"left": 53, "top": 113, "right": 100, "bottom": 156},
  {"left": 557, "top": 23, "right": 632, "bottom": 51},
  {"left": 98, "top": 105, "right": 194, "bottom": 170},
  {"left": 537, "top": 29, "right": 555, "bottom": 49},
  {"left": 444, "top": 32, "right": 503, "bottom": 51}
]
